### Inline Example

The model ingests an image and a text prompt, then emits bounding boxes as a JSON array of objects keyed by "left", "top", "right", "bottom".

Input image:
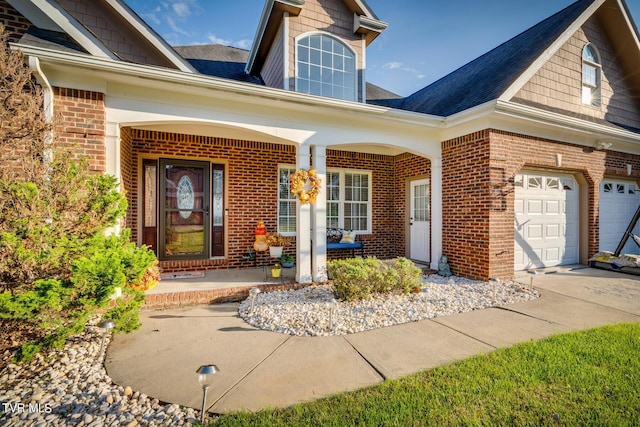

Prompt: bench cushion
[{"left": 327, "top": 242, "right": 362, "bottom": 250}]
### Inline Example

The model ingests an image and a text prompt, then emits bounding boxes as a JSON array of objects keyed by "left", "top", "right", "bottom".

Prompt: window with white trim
[
  {"left": 327, "top": 169, "right": 372, "bottom": 233},
  {"left": 296, "top": 33, "right": 356, "bottom": 101},
  {"left": 582, "top": 44, "right": 601, "bottom": 106},
  {"left": 278, "top": 166, "right": 297, "bottom": 234}
]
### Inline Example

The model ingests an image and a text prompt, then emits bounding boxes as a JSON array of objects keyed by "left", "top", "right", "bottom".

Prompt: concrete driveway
[{"left": 105, "top": 266, "right": 640, "bottom": 414}]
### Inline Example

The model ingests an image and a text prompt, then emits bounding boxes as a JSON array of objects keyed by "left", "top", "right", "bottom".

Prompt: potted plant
[
  {"left": 271, "top": 262, "right": 282, "bottom": 278},
  {"left": 266, "top": 233, "right": 291, "bottom": 257},
  {"left": 281, "top": 254, "right": 294, "bottom": 268}
]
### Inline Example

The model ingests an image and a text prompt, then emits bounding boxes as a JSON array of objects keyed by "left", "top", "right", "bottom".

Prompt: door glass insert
[{"left": 160, "top": 160, "right": 210, "bottom": 259}]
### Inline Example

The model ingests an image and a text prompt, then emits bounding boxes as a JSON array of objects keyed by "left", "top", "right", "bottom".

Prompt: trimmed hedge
[{"left": 328, "top": 257, "right": 422, "bottom": 301}]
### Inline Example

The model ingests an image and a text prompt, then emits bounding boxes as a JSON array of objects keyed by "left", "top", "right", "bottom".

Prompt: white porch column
[
  {"left": 430, "top": 157, "right": 443, "bottom": 271},
  {"left": 296, "top": 145, "right": 313, "bottom": 283},
  {"left": 105, "top": 121, "right": 122, "bottom": 234},
  {"left": 311, "top": 145, "right": 327, "bottom": 282}
]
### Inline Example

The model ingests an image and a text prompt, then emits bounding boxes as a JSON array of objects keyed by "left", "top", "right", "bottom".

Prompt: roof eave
[
  {"left": 102, "top": 0, "right": 197, "bottom": 73},
  {"left": 245, "top": 0, "right": 304, "bottom": 75},
  {"left": 499, "top": 0, "right": 606, "bottom": 101}
]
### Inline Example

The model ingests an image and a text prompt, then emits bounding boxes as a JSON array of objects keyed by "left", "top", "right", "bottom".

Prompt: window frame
[
  {"left": 581, "top": 43, "right": 602, "bottom": 107},
  {"left": 277, "top": 165, "right": 298, "bottom": 236},
  {"left": 295, "top": 31, "right": 358, "bottom": 102},
  {"left": 327, "top": 168, "right": 372, "bottom": 234}
]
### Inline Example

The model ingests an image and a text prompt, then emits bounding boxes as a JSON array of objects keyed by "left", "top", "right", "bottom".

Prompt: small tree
[{"left": 0, "top": 25, "right": 157, "bottom": 362}]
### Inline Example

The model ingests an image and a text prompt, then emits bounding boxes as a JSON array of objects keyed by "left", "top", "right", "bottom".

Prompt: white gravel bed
[
  {"left": 239, "top": 275, "right": 540, "bottom": 336},
  {"left": 0, "top": 317, "right": 198, "bottom": 427}
]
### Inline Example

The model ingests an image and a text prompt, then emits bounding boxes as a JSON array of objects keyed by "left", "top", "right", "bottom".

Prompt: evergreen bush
[{"left": 328, "top": 257, "right": 422, "bottom": 301}]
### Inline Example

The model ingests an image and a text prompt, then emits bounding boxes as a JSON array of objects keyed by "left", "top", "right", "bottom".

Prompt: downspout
[{"left": 28, "top": 56, "right": 54, "bottom": 160}]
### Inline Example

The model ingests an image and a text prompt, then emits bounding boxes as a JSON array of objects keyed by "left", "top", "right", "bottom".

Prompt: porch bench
[{"left": 326, "top": 228, "right": 364, "bottom": 257}]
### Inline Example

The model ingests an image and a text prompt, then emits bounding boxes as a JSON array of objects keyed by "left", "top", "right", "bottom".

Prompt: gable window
[
  {"left": 582, "top": 44, "right": 601, "bottom": 106},
  {"left": 296, "top": 33, "right": 356, "bottom": 102}
]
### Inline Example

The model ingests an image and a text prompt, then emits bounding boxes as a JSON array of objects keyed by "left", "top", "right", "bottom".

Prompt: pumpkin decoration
[{"left": 290, "top": 169, "right": 322, "bottom": 204}]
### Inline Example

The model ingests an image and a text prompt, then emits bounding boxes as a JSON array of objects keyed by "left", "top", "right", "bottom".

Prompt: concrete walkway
[{"left": 105, "top": 266, "right": 640, "bottom": 415}]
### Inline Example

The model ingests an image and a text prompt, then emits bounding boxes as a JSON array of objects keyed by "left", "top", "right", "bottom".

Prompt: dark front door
[{"left": 159, "top": 159, "right": 210, "bottom": 260}]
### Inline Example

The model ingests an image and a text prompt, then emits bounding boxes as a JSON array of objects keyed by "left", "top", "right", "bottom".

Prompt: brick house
[{"left": 3, "top": 0, "right": 640, "bottom": 282}]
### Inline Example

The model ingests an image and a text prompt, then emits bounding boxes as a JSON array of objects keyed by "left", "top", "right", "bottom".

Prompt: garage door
[
  {"left": 599, "top": 180, "right": 640, "bottom": 255},
  {"left": 514, "top": 173, "right": 579, "bottom": 270}
]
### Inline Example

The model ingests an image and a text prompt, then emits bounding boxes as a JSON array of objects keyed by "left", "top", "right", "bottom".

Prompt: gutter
[
  {"left": 495, "top": 99, "right": 640, "bottom": 144},
  {"left": 15, "top": 43, "right": 445, "bottom": 130}
]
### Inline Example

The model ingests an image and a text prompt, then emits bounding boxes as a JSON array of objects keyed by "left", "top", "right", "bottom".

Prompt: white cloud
[
  {"left": 383, "top": 62, "right": 425, "bottom": 79},
  {"left": 207, "top": 34, "right": 252, "bottom": 50},
  {"left": 172, "top": 2, "right": 191, "bottom": 18},
  {"left": 383, "top": 61, "right": 402, "bottom": 70}
]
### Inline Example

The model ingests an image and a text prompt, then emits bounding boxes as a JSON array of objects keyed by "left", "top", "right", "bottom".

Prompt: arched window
[
  {"left": 582, "top": 44, "right": 601, "bottom": 106},
  {"left": 296, "top": 33, "right": 356, "bottom": 101}
]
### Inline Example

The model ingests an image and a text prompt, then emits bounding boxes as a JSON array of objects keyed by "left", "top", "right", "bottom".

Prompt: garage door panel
[
  {"left": 527, "top": 224, "right": 543, "bottom": 239},
  {"left": 546, "top": 200, "right": 560, "bottom": 214},
  {"left": 545, "top": 224, "right": 559, "bottom": 238},
  {"left": 527, "top": 200, "right": 543, "bottom": 214},
  {"left": 515, "top": 173, "right": 579, "bottom": 270}
]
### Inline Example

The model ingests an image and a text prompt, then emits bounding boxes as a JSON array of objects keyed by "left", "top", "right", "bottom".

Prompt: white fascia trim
[
  {"left": 495, "top": 100, "right": 640, "bottom": 143},
  {"left": 353, "top": 0, "right": 379, "bottom": 20},
  {"left": 500, "top": 0, "right": 606, "bottom": 101},
  {"left": 246, "top": 0, "right": 275, "bottom": 74},
  {"left": 103, "top": 0, "right": 196, "bottom": 73},
  {"left": 29, "top": 0, "right": 117, "bottom": 60},
  {"left": 619, "top": 0, "right": 640, "bottom": 51},
  {"left": 283, "top": 12, "right": 290, "bottom": 90},
  {"left": 354, "top": 14, "right": 388, "bottom": 33},
  {"left": 21, "top": 44, "right": 445, "bottom": 130},
  {"left": 245, "top": 0, "right": 305, "bottom": 75}
]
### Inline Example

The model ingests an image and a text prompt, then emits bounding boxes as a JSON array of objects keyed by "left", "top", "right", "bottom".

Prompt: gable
[
  {"left": 512, "top": 12, "right": 640, "bottom": 130},
  {"left": 54, "top": 0, "right": 177, "bottom": 68}
]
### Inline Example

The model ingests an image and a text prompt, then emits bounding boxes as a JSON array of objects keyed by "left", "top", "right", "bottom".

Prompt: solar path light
[
  {"left": 249, "top": 287, "right": 261, "bottom": 313},
  {"left": 97, "top": 319, "right": 115, "bottom": 362},
  {"left": 196, "top": 364, "right": 219, "bottom": 424}
]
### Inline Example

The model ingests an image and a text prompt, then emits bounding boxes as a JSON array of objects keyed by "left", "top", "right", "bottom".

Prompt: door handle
[{"left": 205, "top": 206, "right": 209, "bottom": 216}]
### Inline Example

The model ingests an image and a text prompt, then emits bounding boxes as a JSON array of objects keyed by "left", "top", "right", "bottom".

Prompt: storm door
[{"left": 159, "top": 159, "right": 210, "bottom": 260}]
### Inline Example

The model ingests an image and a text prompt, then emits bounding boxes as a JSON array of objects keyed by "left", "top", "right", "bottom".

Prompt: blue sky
[{"left": 126, "top": 0, "right": 640, "bottom": 97}]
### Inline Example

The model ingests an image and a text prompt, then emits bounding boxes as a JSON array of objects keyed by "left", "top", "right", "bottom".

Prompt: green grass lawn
[{"left": 211, "top": 323, "right": 640, "bottom": 426}]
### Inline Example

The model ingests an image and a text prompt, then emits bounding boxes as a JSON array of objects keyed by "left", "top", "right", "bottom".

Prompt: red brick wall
[
  {"left": 121, "top": 135, "right": 432, "bottom": 272},
  {"left": 53, "top": 87, "right": 106, "bottom": 172},
  {"left": 393, "top": 153, "right": 432, "bottom": 257},
  {"left": 126, "top": 129, "right": 297, "bottom": 272},
  {"left": 443, "top": 129, "right": 640, "bottom": 280},
  {"left": 120, "top": 127, "right": 134, "bottom": 229},
  {"left": 0, "top": 0, "right": 30, "bottom": 43},
  {"left": 442, "top": 131, "right": 492, "bottom": 280}
]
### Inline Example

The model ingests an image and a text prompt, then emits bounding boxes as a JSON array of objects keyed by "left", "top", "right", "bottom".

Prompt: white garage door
[
  {"left": 599, "top": 180, "right": 640, "bottom": 255},
  {"left": 514, "top": 173, "right": 579, "bottom": 270}
]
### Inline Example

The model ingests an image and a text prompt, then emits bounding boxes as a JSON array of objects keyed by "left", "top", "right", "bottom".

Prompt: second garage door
[
  {"left": 599, "top": 179, "right": 640, "bottom": 255},
  {"left": 514, "top": 172, "right": 579, "bottom": 270}
]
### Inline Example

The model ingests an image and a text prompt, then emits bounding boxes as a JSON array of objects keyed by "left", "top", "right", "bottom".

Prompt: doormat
[{"left": 160, "top": 271, "right": 206, "bottom": 280}]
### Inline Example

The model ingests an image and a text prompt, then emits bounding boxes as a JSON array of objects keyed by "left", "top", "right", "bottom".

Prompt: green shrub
[
  {"left": 328, "top": 257, "right": 422, "bottom": 301},
  {"left": 0, "top": 28, "right": 153, "bottom": 362}
]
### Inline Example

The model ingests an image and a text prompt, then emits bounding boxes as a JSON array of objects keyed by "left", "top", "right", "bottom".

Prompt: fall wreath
[{"left": 290, "top": 169, "right": 322, "bottom": 204}]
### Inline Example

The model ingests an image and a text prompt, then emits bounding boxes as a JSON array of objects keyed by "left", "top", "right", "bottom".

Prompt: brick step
[{"left": 142, "top": 281, "right": 310, "bottom": 310}]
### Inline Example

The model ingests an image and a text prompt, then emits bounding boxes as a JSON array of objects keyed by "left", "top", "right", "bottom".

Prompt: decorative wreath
[{"left": 290, "top": 169, "right": 322, "bottom": 204}]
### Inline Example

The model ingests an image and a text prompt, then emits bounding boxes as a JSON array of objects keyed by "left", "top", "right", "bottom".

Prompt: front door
[
  {"left": 410, "top": 179, "right": 430, "bottom": 263},
  {"left": 159, "top": 159, "right": 210, "bottom": 260}
]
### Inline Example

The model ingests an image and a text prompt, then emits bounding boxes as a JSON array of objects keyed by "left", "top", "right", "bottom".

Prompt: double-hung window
[
  {"left": 582, "top": 44, "right": 601, "bottom": 106},
  {"left": 278, "top": 166, "right": 297, "bottom": 234},
  {"left": 278, "top": 166, "right": 372, "bottom": 234},
  {"left": 327, "top": 169, "right": 371, "bottom": 233}
]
